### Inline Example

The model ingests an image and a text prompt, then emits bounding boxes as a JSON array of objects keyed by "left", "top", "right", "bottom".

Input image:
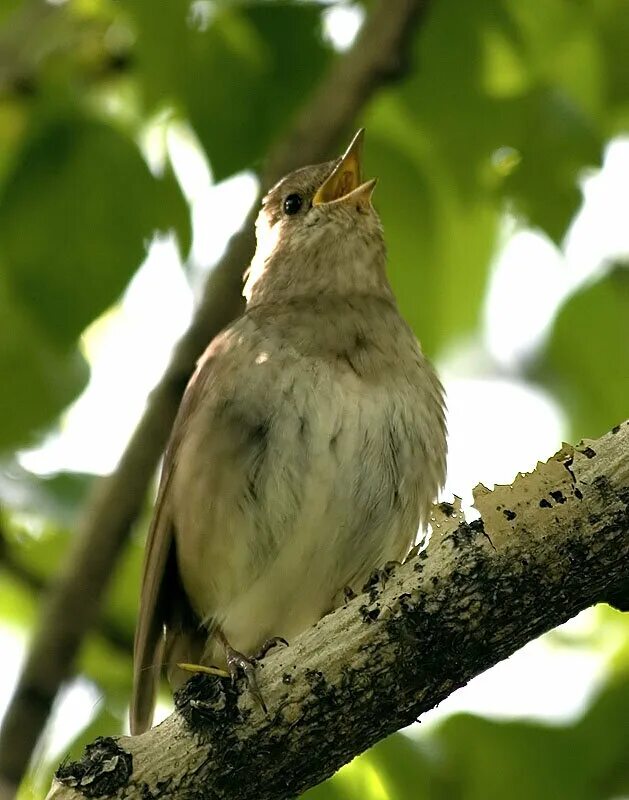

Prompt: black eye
[{"left": 283, "top": 193, "right": 303, "bottom": 216}]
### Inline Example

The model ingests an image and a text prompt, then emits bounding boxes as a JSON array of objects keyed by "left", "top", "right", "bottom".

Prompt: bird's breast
[{"left": 172, "top": 314, "right": 445, "bottom": 655}]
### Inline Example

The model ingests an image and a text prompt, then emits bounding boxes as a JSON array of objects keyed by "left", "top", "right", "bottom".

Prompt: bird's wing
[{"left": 130, "top": 350, "right": 214, "bottom": 735}]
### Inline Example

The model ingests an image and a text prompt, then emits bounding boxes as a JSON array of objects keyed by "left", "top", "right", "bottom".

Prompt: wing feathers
[
  {"left": 130, "top": 473, "right": 175, "bottom": 735},
  {"left": 130, "top": 350, "right": 217, "bottom": 734}
]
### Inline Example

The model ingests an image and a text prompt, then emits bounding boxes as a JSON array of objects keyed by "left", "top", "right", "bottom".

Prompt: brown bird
[{"left": 130, "top": 130, "right": 447, "bottom": 734}]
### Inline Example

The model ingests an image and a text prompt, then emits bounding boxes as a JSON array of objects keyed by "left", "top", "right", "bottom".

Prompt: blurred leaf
[
  {"left": 80, "top": 634, "right": 132, "bottom": 707},
  {"left": 0, "top": 0, "right": 22, "bottom": 25},
  {"left": 593, "top": 0, "right": 629, "bottom": 132},
  {"left": 3, "top": 524, "right": 71, "bottom": 584},
  {"left": 364, "top": 734, "right": 434, "bottom": 799},
  {"left": 0, "top": 462, "right": 94, "bottom": 527},
  {"left": 435, "top": 714, "right": 589, "bottom": 800},
  {"left": 358, "top": 0, "right": 616, "bottom": 357},
  {"left": 304, "top": 734, "right": 435, "bottom": 800},
  {"left": 302, "top": 782, "right": 345, "bottom": 800},
  {"left": 603, "top": 607, "right": 629, "bottom": 676},
  {"left": 504, "top": 0, "right": 605, "bottom": 115},
  {"left": 392, "top": 0, "right": 604, "bottom": 243},
  {"left": 156, "top": 163, "right": 192, "bottom": 258},
  {"left": 0, "top": 99, "right": 28, "bottom": 187},
  {"left": 0, "top": 116, "right": 190, "bottom": 348},
  {"left": 0, "top": 270, "right": 89, "bottom": 451},
  {"left": 429, "top": 671, "right": 629, "bottom": 800},
  {"left": 532, "top": 265, "right": 629, "bottom": 439},
  {"left": 365, "top": 120, "right": 498, "bottom": 357},
  {"left": 397, "top": 0, "right": 520, "bottom": 195},
  {"left": 574, "top": 676, "right": 629, "bottom": 797},
  {"left": 501, "top": 87, "right": 600, "bottom": 241},
  {"left": 127, "top": 1, "right": 331, "bottom": 179},
  {"left": 0, "top": 568, "right": 37, "bottom": 629}
]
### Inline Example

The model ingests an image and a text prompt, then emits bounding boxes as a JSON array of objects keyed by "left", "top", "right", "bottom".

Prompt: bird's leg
[
  {"left": 215, "top": 628, "right": 269, "bottom": 713},
  {"left": 343, "top": 585, "right": 357, "bottom": 602},
  {"left": 179, "top": 631, "right": 288, "bottom": 713}
]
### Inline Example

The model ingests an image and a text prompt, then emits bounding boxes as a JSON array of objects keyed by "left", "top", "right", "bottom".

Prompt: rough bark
[
  {"left": 47, "top": 421, "right": 629, "bottom": 800},
  {"left": 0, "top": 2, "right": 431, "bottom": 796}
]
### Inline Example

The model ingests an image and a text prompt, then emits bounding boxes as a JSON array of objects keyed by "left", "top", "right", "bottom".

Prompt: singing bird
[{"left": 131, "top": 130, "right": 447, "bottom": 734}]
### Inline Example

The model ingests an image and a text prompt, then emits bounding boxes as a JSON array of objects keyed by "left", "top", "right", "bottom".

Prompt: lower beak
[{"left": 312, "top": 129, "right": 377, "bottom": 207}]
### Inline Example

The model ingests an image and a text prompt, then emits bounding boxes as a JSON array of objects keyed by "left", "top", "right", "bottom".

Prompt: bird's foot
[
  {"left": 362, "top": 560, "right": 400, "bottom": 593},
  {"left": 223, "top": 644, "right": 268, "bottom": 712},
  {"left": 343, "top": 585, "right": 357, "bottom": 602},
  {"left": 253, "top": 636, "right": 289, "bottom": 661},
  {"left": 180, "top": 631, "right": 289, "bottom": 713},
  {"left": 223, "top": 635, "right": 288, "bottom": 713},
  {"left": 176, "top": 653, "right": 267, "bottom": 712}
]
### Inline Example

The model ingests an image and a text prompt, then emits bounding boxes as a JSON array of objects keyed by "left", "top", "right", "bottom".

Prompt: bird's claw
[
  {"left": 224, "top": 645, "right": 268, "bottom": 713},
  {"left": 253, "top": 636, "right": 289, "bottom": 662}
]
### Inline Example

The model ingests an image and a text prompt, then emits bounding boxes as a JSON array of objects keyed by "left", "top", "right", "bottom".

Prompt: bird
[{"left": 130, "top": 129, "right": 447, "bottom": 735}]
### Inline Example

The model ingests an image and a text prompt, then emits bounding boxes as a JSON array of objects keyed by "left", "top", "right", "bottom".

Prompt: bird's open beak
[{"left": 312, "top": 129, "right": 377, "bottom": 208}]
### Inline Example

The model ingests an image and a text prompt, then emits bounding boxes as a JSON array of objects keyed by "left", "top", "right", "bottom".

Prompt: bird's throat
[{"left": 243, "top": 223, "right": 390, "bottom": 307}]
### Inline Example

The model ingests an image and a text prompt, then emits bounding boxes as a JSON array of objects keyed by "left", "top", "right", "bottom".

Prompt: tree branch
[
  {"left": 45, "top": 421, "right": 629, "bottom": 800},
  {"left": 0, "top": 1, "right": 431, "bottom": 794}
]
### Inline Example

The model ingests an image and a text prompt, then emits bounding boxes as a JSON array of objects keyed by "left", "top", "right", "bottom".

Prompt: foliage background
[{"left": 0, "top": 0, "right": 627, "bottom": 798}]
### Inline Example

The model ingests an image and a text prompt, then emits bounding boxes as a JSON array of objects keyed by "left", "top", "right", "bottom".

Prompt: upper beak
[{"left": 312, "top": 129, "right": 377, "bottom": 208}]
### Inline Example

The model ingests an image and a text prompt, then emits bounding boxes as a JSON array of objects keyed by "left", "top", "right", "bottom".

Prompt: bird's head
[{"left": 244, "top": 130, "right": 390, "bottom": 305}]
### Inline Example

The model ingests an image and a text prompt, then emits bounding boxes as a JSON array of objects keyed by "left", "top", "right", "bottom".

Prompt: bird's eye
[{"left": 283, "top": 193, "right": 303, "bottom": 216}]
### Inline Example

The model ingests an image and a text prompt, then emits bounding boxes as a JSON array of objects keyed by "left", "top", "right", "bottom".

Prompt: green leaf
[
  {"left": 435, "top": 714, "right": 589, "bottom": 800},
  {"left": 392, "top": 0, "right": 605, "bottom": 243},
  {"left": 127, "top": 1, "right": 331, "bottom": 180},
  {"left": 3, "top": 524, "right": 71, "bottom": 585},
  {"left": 532, "top": 265, "right": 629, "bottom": 439},
  {"left": 0, "top": 116, "right": 190, "bottom": 348},
  {"left": 363, "top": 734, "right": 433, "bottom": 800},
  {"left": 80, "top": 634, "right": 132, "bottom": 707},
  {"left": 0, "top": 462, "right": 94, "bottom": 527},
  {"left": 365, "top": 120, "right": 499, "bottom": 358},
  {"left": 501, "top": 87, "right": 601, "bottom": 242},
  {"left": 303, "top": 734, "right": 433, "bottom": 800},
  {"left": 0, "top": 0, "right": 22, "bottom": 24},
  {"left": 156, "top": 163, "right": 192, "bottom": 258},
  {"left": 0, "top": 270, "right": 89, "bottom": 451},
  {"left": 357, "top": 0, "right": 613, "bottom": 359},
  {"left": 0, "top": 565, "right": 37, "bottom": 630},
  {"left": 429, "top": 671, "right": 629, "bottom": 800},
  {"left": 593, "top": 0, "right": 629, "bottom": 132}
]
